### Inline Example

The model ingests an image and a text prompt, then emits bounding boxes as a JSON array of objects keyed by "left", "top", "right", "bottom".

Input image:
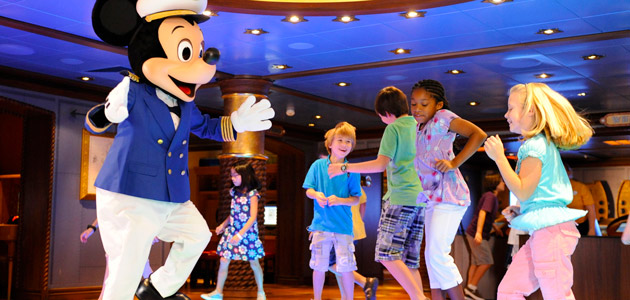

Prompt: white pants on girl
[
  {"left": 96, "top": 188, "right": 211, "bottom": 300},
  {"left": 424, "top": 202, "right": 468, "bottom": 290}
]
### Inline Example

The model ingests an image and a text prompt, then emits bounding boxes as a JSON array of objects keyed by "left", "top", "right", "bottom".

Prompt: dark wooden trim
[
  {"left": 207, "top": 0, "right": 470, "bottom": 16},
  {"left": 267, "top": 30, "right": 630, "bottom": 80},
  {"left": 271, "top": 85, "right": 375, "bottom": 116},
  {"left": 0, "top": 66, "right": 111, "bottom": 103},
  {"left": 263, "top": 138, "right": 309, "bottom": 285}
]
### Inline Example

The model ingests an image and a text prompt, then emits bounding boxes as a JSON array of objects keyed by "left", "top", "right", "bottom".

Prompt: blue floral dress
[{"left": 217, "top": 188, "right": 265, "bottom": 261}]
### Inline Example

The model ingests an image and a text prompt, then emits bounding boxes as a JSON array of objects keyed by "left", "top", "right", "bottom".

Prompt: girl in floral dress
[
  {"left": 411, "top": 79, "right": 487, "bottom": 300},
  {"left": 202, "top": 162, "right": 266, "bottom": 300}
]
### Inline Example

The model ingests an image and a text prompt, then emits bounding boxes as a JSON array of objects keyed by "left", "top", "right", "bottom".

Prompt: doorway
[{"left": 0, "top": 96, "right": 55, "bottom": 298}]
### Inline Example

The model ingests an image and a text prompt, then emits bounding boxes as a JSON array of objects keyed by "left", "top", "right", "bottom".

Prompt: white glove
[
  {"left": 230, "top": 96, "right": 275, "bottom": 133},
  {"left": 104, "top": 76, "right": 130, "bottom": 123}
]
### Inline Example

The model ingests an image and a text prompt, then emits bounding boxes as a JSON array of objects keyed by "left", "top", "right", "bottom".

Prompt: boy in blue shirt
[{"left": 304, "top": 121, "right": 362, "bottom": 300}]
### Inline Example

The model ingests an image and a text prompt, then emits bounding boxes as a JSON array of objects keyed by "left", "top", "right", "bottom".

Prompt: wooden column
[{"left": 216, "top": 76, "right": 272, "bottom": 291}]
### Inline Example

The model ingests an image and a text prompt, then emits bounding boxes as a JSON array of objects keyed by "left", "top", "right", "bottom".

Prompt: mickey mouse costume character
[{"left": 85, "top": 0, "right": 274, "bottom": 299}]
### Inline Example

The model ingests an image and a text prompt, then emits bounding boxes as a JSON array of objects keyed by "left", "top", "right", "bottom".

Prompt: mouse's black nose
[{"left": 203, "top": 47, "right": 220, "bottom": 65}]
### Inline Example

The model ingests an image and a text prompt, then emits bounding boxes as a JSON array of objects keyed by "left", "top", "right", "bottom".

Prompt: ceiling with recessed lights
[{"left": 0, "top": 0, "right": 629, "bottom": 161}]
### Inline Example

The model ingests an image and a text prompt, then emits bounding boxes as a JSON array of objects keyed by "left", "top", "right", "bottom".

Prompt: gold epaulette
[{"left": 128, "top": 72, "right": 140, "bottom": 82}]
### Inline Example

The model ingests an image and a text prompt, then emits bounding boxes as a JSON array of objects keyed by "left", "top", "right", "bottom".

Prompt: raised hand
[
  {"left": 230, "top": 96, "right": 275, "bottom": 133},
  {"left": 104, "top": 76, "right": 130, "bottom": 123},
  {"left": 484, "top": 134, "right": 505, "bottom": 161},
  {"left": 328, "top": 163, "right": 343, "bottom": 178}
]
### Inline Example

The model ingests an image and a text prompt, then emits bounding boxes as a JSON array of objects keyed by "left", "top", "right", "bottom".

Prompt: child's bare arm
[
  {"left": 328, "top": 155, "right": 390, "bottom": 178},
  {"left": 485, "top": 135, "right": 541, "bottom": 202},
  {"left": 435, "top": 118, "right": 487, "bottom": 172},
  {"left": 327, "top": 195, "right": 360, "bottom": 206}
]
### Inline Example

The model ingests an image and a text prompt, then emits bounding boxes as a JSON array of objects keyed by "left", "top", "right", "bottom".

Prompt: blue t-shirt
[
  {"left": 303, "top": 157, "right": 362, "bottom": 235},
  {"left": 510, "top": 134, "right": 586, "bottom": 231}
]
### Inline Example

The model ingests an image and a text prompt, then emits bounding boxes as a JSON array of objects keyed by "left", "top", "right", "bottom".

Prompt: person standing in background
[{"left": 564, "top": 164, "right": 597, "bottom": 236}]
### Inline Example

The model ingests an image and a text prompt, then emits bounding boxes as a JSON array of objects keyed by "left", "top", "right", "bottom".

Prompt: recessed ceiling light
[
  {"left": 582, "top": 54, "right": 604, "bottom": 60},
  {"left": 335, "top": 82, "right": 350, "bottom": 87},
  {"left": 537, "top": 28, "right": 563, "bottom": 35},
  {"left": 390, "top": 48, "right": 411, "bottom": 55},
  {"left": 315, "top": 115, "right": 322, "bottom": 119},
  {"left": 333, "top": 15, "right": 359, "bottom": 23},
  {"left": 446, "top": 69, "right": 465, "bottom": 75},
  {"left": 79, "top": 76, "right": 93, "bottom": 81},
  {"left": 245, "top": 28, "right": 268, "bottom": 35},
  {"left": 286, "top": 104, "right": 295, "bottom": 117},
  {"left": 577, "top": 92, "right": 587, "bottom": 97},
  {"left": 282, "top": 15, "right": 308, "bottom": 23},
  {"left": 399, "top": 10, "right": 426, "bottom": 19},
  {"left": 535, "top": 73, "right": 553, "bottom": 79},
  {"left": 272, "top": 64, "right": 292, "bottom": 70},
  {"left": 308, "top": 123, "right": 315, "bottom": 127},
  {"left": 203, "top": 10, "right": 218, "bottom": 17},
  {"left": 468, "top": 101, "right": 479, "bottom": 106},
  {"left": 482, "top": 0, "right": 513, "bottom": 5}
]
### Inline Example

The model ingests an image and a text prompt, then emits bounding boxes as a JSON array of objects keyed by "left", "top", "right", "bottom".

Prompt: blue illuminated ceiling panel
[{"left": 0, "top": 0, "right": 628, "bottom": 132}]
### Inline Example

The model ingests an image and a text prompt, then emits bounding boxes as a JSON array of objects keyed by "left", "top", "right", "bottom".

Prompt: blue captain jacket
[{"left": 85, "top": 80, "right": 236, "bottom": 203}]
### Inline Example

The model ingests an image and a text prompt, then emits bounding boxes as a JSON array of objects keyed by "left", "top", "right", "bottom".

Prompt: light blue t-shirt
[
  {"left": 303, "top": 157, "right": 362, "bottom": 235},
  {"left": 510, "top": 134, "right": 586, "bottom": 231}
]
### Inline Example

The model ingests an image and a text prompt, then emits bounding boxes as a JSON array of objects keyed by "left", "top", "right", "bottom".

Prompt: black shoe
[
  {"left": 363, "top": 277, "right": 379, "bottom": 300},
  {"left": 136, "top": 278, "right": 191, "bottom": 300},
  {"left": 463, "top": 287, "right": 485, "bottom": 300}
]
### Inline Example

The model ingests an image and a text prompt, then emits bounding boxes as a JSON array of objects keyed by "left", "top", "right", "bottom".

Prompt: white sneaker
[
  {"left": 201, "top": 291, "right": 223, "bottom": 300},
  {"left": 257, "top": 292, "right": 266, "bottom": 300}
]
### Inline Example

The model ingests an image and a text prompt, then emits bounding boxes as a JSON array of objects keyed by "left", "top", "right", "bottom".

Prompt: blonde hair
[
  {"left": 324, "top": 122, "right": 357, "bottom": 154},
  {"left": 509, "top": 82, "right": 593, "bottom": 150}
]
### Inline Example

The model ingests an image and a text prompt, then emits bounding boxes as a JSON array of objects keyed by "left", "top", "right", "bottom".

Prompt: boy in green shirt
[{"left": 329, "top": 86, "right": 428, "bottom": 300}]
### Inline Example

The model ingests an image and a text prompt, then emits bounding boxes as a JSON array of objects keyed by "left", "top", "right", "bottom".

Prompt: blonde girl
[{"left": 484, "top": 82, "right": 593, "bottom": 300}]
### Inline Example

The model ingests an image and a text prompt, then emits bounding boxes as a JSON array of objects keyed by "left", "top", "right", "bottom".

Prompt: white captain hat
[{"left": 136, "top": 0, "right": 209, "bottom": 22}]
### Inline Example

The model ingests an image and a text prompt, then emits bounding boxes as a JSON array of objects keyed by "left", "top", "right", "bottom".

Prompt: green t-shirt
[{"left": 378, "top": 116, "right": 424, "bottom": 206}]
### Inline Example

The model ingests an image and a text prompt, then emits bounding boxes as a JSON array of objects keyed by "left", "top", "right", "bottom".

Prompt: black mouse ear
[{"left": 92, "top": 0, "right": 142, "bottom": 46}]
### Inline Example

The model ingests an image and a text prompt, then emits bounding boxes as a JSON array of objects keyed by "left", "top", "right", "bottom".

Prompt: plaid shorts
[{"left": 375, "top": 199, "right": 426, "bottom": 268}]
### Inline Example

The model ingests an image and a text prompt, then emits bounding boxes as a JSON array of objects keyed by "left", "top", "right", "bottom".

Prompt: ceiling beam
[
  {"left": 270, "top": 85, "right": 375, "bottom": 116},
  {"left": 0, "top": 65, "right": 111, "bottom": 102},
  {"left": 267, "top": 30, "right": 630, "bottom": 80},
  {"left": 207, "top": 0, "right": 469, "bottom": 16}
]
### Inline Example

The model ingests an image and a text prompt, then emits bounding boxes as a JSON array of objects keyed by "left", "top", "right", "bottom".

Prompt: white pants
[
  {"left": 424, "top": 202, "right": 467, "bottom": 290},
  {"left": 96, "top": 188, "right": 211, "bottom": 300}
]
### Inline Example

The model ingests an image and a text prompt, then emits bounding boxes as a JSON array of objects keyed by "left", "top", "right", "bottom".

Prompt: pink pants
[{"left": 497, "top": 221, "right": 580, "bottom": 300}]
